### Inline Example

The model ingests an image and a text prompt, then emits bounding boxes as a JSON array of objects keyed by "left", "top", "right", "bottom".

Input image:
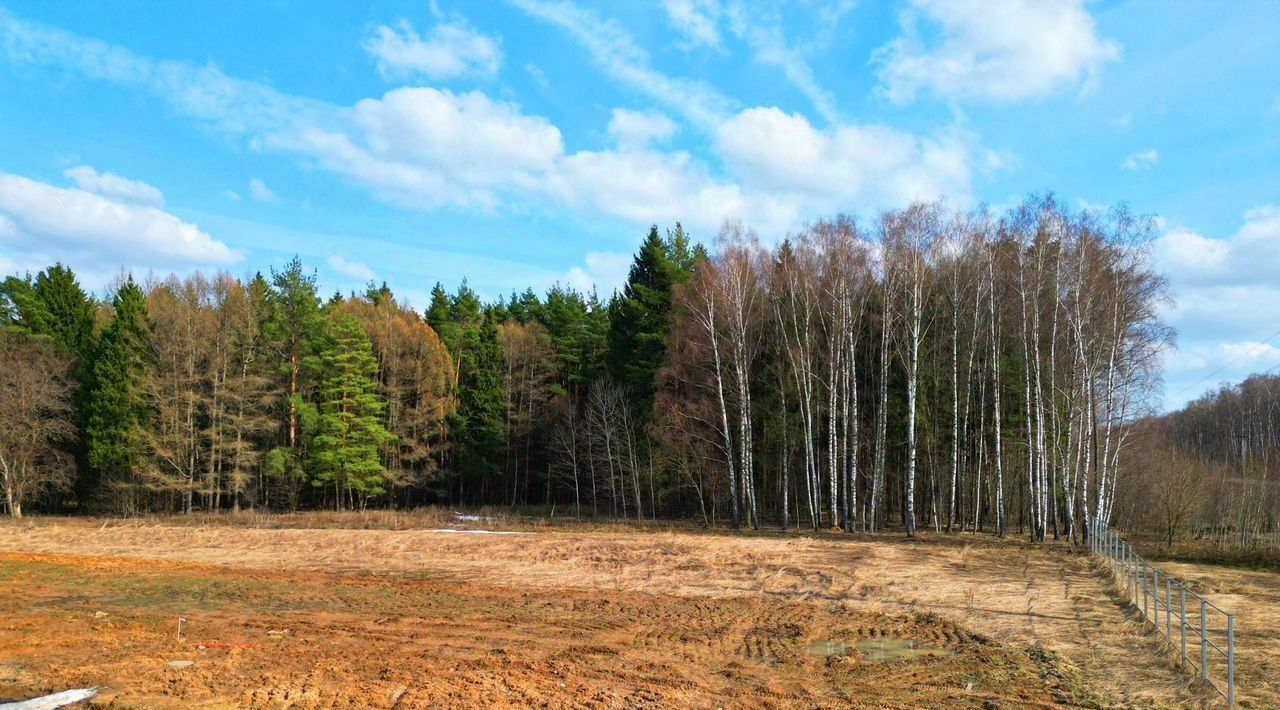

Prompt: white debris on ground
[
  {"left": 425, "top": 529, "right": 527, "bottom": 535},
  {"left": 0, "top": 687, "right": 98, "bottom": 709}
]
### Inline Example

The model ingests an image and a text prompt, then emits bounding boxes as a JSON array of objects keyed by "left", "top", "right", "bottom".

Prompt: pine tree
[
  {"left": 263, "top": 257, "right": 325, "bottom": 503},
  {"left": 308, "top": 313, "right": 395, "bottom": 509},
  {"left": 84, "top": 279, "right": 152, "bottom": 505}
]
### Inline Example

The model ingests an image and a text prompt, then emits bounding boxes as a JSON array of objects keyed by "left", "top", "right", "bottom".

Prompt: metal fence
[{"left": 1088, "top": 519, "right": 1237, "bottom": 707}]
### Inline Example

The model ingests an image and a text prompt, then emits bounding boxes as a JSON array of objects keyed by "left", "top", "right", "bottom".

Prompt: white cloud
[
  {"left": 551, "top": 147, "right": 754, "bottom": 233},
  {"left": 327, "top": 254, "right": 377, "bottom": 282},
  {"left": 0, "top": 172, "right": 239, "bottom": 271},
  {"left": 223, "top": 190, "right": 242, "bottom": 201},
  {"left": 1121, "top": 149, "right": 1159, "bottom": 171},
  {"left": 325, "top": 86, "right": 563, "bottom": 208},
  {"left": 363, "top": 17, "right": 501, "bottom": 81},
  {"left": 876, "top": 0, "right": 1121, "bottom": 103},
  {"left": 714, "top": 107, "right": 975, "bottom": 211},
  {"left": 564, "top": 250, "right": 632, "bottom": 294},
  {"left": 723, "top": 2, "right": 839, "bottom": 123},
  {"left": 248, "top": 178, "right": 278, "bottom": 202},
  {"left": 607, "top": 109, "right": 678, "bottom": 150},
  {"left": 1155, "top": 207, "right": 1280, "bottom": 408},
  {"left": 0, "top": 10, "right": 984, "bottom": 246},
  {"left": 63, "top": 165, "right": 165, "bottom": 207},
  {"left": 1154, "top": 207, "right": 1280, "bottom": 289},
  {"left": 662, "top": 0, "right": 722, "bottom": 49},
  {"left": 507, "top": 0, "right": 735, "bottom": 129},
  {"left": 525, "top": 62, "right": 549, "bottom": 89}
]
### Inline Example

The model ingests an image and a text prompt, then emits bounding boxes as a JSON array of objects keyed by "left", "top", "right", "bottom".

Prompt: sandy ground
[{"left": 0, "top": 519, "right": 1270, "bottom": 707}]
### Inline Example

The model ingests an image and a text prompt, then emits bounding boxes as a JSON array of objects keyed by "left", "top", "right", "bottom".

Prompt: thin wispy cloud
[
  {"left": 363, "top": 15, "right": 502, "bottom": 81},
  {"left": 505, "top": 0, "right": 736, "bottom": 129},
  {"left": 662, "top": 0, "right": 723, "bottom": 50},
  {"left": 0, "top": 9, "right": 979, "bottom": 238},
  {"left": 327, "top": 254, "right": 377, "bottom": 282},
  {"left": 724, "top": 2, "right": 840, "bottom": 123},
  {"left": 1121, "top": 149, "right": 1159, "bottom": 172},
  {"left": 248, "top": 178, "right": 279, "bottom": 203}
]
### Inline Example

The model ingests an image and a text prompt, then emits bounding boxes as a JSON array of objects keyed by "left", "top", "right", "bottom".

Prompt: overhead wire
[{"left": 1170, "top": 325, "right": 1280, "bottom": 399}]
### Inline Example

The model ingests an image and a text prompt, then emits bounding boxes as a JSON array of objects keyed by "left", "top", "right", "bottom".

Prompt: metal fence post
[
  {"left": 1179, "top": 584, "right": 1187, "bottom": 667},
  {"left": 1130, "top": 544, "right": 1137, "bottom": 604},
  {"left": 1227, "top": 615, "right": 1236, "bottom": 708},
  {"left": 1166, "top": 576, "right": 1173, "bottom": 640},
  {"left": 1111, "top": 530, "right": 1117, "bottom": 573},
  {"left": 1153, "top": 568, "right": 1160, "bottom": 627},
  {"left": 1146, "top": 568, "right": 1157, "bottom": 621},
  {"left": 1200, "top": 599, "right": 1209, "bottom": 681}
]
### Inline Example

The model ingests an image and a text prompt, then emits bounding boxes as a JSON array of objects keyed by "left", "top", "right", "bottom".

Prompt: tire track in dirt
[
  {"left": 1, "top": 551, "right": 1080, "bottom": 708},
  {"left": 0, "top": 522, "right": 1240, "bottom": 706}
]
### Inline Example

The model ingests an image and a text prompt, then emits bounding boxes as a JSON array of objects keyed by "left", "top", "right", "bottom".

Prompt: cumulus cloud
[
  {"left": 363, "top": 16, "right": 502, "bottom": 81},
  {"left": 318, "top": 86, "right": 564, "bottom": 209},
  {"left": 553, "top": 148, "right": 751, "bottom": 232},
  {"left": 63, "top": 165, "right": 164, "bottom": 207},
  {"left": 0, "top": 172, "right": 239, "bottom": 272},
  {"left": 327, "top": 254, "right": 377, "bottom": 282},
  {"left": 1155, "top": 207, "right": 1280, "bottom": 408},
  {"left": 876, "top": 0, "right": 1121, "bottom": 103},
  {"left": 606, "top": 109, "right": 678, "bottom": 150},
  {"left": 1121, "top": 149, "right": 1159, "bottom": 172},
  {"left": 248, "top": 178, "right": 278, "bottom": 202},
  {"left": 714, "top": 107, "right": 975, "bottom": 211},
  {"left": 0, "top": 10, "right": 984, "bottom": 244}
]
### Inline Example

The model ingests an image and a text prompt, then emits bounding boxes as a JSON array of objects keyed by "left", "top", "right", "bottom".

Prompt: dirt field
[{"left": 0, "top": 518, "right": 1272, "bottom": 708}]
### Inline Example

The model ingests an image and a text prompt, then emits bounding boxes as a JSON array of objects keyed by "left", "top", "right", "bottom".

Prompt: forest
[
  {"left": 1120, "top": 373, "right": 1280, "bottom": 550},
  {"left": 0, "top": 195, "right": 1181, "bottom": 542}
]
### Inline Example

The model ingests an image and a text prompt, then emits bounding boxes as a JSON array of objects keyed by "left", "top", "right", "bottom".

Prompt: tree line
[
  {"left": 0, "top": 196, "right": 1172, "bottom": 542},
  {"left": 1118, "top": 374, "right": 1280, "bottom": 549}
]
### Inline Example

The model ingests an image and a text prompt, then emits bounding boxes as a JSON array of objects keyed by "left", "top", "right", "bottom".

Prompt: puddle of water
[{"left": 803, "top": 637, "right": 954, "bottom": 662}]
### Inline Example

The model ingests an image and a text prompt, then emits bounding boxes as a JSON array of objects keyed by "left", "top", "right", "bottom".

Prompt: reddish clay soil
[
  {"left": 4, "top": 519, "right": 1268, "bottom": 707},
  {"left": 1, "top": 551, "right": 1078, "bottom": 709}
]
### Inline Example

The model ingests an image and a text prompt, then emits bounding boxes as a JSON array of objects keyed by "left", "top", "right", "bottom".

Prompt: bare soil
[{"left": 1, "top": 518, "right": 1270, "bottom": 707}]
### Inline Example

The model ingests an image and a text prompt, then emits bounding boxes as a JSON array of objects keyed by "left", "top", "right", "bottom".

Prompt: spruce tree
[
  {"left": 454, "top": 314, "right": 506, "bottom": 482},
  {"left": 2, "top": 265, "right": 99, "bottom": 497},
  {"left": 32, "top": 264, "right": 98, "bottom": 362},
  {"left": 84, "top": 279, "right": 152, "bottom": 500},
  {"left": 606, "top": 224, "right": 697, "bottom": 416},
  {"left": 308, "top": 313, "right": 394, "bottom": 509},
  {"left": 425, "top": 282, "right": 454, "bottom": 346}
]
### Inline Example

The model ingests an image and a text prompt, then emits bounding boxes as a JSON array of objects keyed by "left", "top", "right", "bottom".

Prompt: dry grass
[
  {"left": 2, "top": 516, "right": 1270, "bottom": 706},
  {"left": 1154, "top": 560, "right": 1280, "bottom": 706}
]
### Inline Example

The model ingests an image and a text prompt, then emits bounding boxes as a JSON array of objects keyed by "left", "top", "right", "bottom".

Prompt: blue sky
[{"left": 0, "top": 0, "right": 1278, "bottom": 411}]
